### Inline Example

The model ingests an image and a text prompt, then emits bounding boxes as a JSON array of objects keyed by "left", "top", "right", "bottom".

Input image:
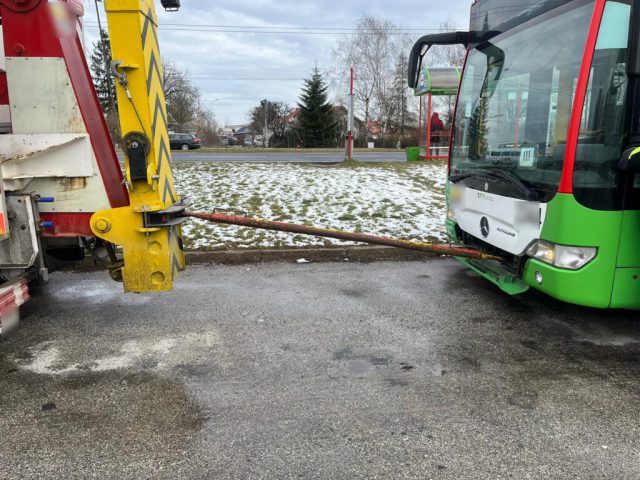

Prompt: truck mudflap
[
  {"left": 0, "top": 278, "right": 29, "bottom": 336},
  {"left": 455, "top": 257, "right": 530, "bottom": 296}
]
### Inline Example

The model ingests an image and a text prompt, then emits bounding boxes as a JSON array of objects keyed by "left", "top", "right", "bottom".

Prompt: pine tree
[
  {"left": 297, "top": 67, "right": 338, "bottom": 148},
  {"left": 89, "top": 29, "right": 117, "bottom": 115},
  {"left": 89, "top": 29, "right": 120, "bottom": 141},
  {"left": 389, "top": 53, "right": 415, "bottom": 139}
]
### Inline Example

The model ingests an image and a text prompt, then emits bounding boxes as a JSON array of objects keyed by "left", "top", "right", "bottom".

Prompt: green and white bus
[{"left": 408, "top": 0, "right": 640, "bottom": 308}]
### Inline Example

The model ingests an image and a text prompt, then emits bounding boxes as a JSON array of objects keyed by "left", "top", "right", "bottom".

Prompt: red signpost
[{"left": 345, "top": 65, "right": 355, "bottom": 161}]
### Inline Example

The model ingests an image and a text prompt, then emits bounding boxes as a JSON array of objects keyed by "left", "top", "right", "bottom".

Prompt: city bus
[{"left": 408, "top": 0, "right": 640, "bottom": 308}]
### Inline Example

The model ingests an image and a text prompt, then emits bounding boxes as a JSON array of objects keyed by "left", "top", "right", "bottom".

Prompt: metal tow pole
[{"left": 185, "top": 212, "right": 502, "bottom": 262}]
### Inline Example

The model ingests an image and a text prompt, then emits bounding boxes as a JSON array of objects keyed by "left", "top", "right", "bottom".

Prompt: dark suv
[{"left": 169, "top": 133, "right": 202, "bottom": 150}]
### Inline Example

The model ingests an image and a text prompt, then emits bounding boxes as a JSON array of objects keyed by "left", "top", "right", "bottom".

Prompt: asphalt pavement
[
  {"left": 1, "top": 259, "right": 639, "bottom": 479},
  {"left": 119, "top": 150, "right": 408, "bottom": 163}
]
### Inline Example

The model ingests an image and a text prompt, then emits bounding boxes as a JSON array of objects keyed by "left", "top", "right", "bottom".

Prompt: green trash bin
[{"left": 405, "top": 147, "right": 420, "bottom": 162}]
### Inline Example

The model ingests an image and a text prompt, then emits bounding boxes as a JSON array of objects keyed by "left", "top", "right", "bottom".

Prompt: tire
[{"left": 181, "top": 144, "right": 190, "bottom": 151}]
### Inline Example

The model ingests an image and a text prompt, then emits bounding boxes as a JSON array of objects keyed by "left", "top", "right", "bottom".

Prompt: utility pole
[
  {"left": 345, "top": 65, "right": 355, "bottom": 161},
  {"left": 263, "top": 99, "right": 269, "bottom": 148}
]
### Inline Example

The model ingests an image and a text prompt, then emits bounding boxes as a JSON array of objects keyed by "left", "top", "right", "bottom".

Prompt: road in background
[
  {"left": 119, "top": 151, "right": 408, "bottom": 163},
  {"left": 1, "top": 260, "right": 639, "bottom": 479}
]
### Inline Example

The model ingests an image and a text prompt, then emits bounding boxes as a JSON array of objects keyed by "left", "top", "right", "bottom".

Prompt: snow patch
[
  {"left": 174, "top": 162, "right": 447, "bottom": 250},
  {"left": 17, "top": 332, "right": 221, "bottom": 376},
  {"left": 20, "top": 342, "right": 77, "bottom": 375}
]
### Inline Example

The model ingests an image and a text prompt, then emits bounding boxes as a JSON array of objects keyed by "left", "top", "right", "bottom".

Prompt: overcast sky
[{"left": 82, "top": 0, "right": 470, "bottom": 126}]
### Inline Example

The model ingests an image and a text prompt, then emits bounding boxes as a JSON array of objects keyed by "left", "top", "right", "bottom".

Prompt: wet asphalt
[{"left": 0, "top": 259, "right": 639, "bottom": 479}]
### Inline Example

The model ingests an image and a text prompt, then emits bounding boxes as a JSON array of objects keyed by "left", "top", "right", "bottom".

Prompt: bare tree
[
  {"left": 161, "top": 60, "right": 201, "bottom": 132},
  {"left": 388, "top": 52, "right": 417, "bottom": 138},
  {"left": 430, "top": 20, "right": 467, "bottom": 68},
  {"left": 193, "top": 107, "right": 220, "bottom": 147},
  {"left": 333, "top": 16, "right": 395, "bottom": 142},
  {"left": 248, "top": 100, "right": 292, "bottom": 147},
  {"left": 162, "top": 58, "right": 188, "bottom": 104},
  {"left": 167, "top": 82, "right": 199, "bottom": 131},
  {"left": 428, "top": 20, "right": 467, "bottom": 127},
  {"left": 332, "top": 15, "right": 420, "bottom": 146},
  {"left": 161, "top": 60, "right": 220, "bottom": 145}
]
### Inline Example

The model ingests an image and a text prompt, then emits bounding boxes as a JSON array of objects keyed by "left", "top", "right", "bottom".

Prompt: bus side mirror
[
  {"left": 408, "top": 42, "right": 430, "bottom": 89},
  {"left": 408, "top": 32, "right": 470, "bottom": 89}
]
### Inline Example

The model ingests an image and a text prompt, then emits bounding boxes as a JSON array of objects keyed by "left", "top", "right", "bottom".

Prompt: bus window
[
  {"left": 451, "top": 1, "right": 593, "bottom": 202},
  {"left": 573, "top": 1, "right": 631, "bottom": 210}
]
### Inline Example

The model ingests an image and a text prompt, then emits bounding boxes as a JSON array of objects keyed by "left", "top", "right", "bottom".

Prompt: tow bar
[{"left": 185, "top": 211, "right": 502, "bottom": 262}]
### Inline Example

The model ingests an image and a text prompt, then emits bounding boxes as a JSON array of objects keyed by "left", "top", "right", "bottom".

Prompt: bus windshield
[{"left": 451, "top": 0, "right": 595, "bottom": 202}]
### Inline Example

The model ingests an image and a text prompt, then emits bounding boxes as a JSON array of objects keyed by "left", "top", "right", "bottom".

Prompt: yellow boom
[{"left": 90, "top": 0, "right": 185, "bottom": 293}]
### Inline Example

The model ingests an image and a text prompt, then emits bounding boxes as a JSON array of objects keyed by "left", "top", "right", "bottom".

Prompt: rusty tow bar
[{"left": 185, "top": 211, "right": 502, "bottom": 262}]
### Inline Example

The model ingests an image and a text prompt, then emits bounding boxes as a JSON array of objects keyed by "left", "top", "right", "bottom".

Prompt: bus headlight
[
  {"left": 526, "top": 241, "right": 597, "bottom": 270},
  {"left": 447, "top": 208, "right": 457, "bottom": 221}
]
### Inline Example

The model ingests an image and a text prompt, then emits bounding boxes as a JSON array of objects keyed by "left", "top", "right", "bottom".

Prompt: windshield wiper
[
  {"left": 450, "top": 167, "right": 541, "bottom": 201},
  {"left": 450, "top": 168, "right": 492, "bottom": 182}
]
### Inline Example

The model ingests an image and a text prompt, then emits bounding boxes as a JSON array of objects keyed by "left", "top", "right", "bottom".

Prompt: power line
[
  {"left": 189, "top": 77, "right": 306, "bottom": 81},
  {"left": 85, "top": 22, "right": 439, "bottom": 31},
  {"left": 82, "top": 22, "right": 450, "bottom": 35}
]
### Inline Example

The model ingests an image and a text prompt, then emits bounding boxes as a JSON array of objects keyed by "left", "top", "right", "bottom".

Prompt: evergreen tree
[
  {"left": 89, "top": 29, "right": 120, "bottom": 140},
  {"left": 89, "top": 29, "right": 117, "bottom": 115},
  {"left": 297, "top": 67, "right": 338, "bottom": 148}
]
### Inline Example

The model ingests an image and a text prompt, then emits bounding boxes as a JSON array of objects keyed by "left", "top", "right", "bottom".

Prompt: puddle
[
  {"left": 0, "top": 368, "right": 205, "bottom": 477},
  {"left": 573, "top": 335, "right": 640, "bottom": 347},
  {"left": 52, "top": 283, "right": 152, "bottom": 305},
  {"left": 347, "top": 359, "right": 373, "bottom": 375},
  {"left": 371, "top": 356, "right": 391, "bottom": 366},
  {"left": 552, "top": 319, "right": 640, "bottom": 347},
  {"left": 333, "top": 347, "right": 353, "bottom": 361}
]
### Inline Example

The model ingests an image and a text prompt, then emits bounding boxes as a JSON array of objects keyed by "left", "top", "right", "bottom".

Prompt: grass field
[
  {"left": 194, "top": 147, "right": 404, "bottom": 154},
  {"left": 174, "top": 161, "right": 447, "bottom": 250}
]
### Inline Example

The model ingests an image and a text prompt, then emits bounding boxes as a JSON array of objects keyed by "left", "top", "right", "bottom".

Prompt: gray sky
[{"left": 82, "top": 0, "right": 470, "bottom": 125}]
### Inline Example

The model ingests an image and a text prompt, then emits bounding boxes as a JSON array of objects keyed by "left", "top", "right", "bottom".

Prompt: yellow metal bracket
[{"left": 91, "top": 0, "right": 185, "bottom": 293}]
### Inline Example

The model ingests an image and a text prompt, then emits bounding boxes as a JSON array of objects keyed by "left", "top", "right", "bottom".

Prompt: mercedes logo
[{"left": 480, "top": 217, "right": 490, "bottom": 238}]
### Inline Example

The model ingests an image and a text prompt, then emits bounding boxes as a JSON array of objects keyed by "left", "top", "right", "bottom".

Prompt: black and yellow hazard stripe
[
  {"left": 141, "top": 4, "right": 178, "bottom": 206},
  {"left": 94, "top": 0, "right": 185, "bottom": 292}
]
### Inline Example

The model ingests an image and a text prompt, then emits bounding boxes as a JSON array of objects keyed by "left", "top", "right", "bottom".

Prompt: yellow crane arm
[{"left": 90, "top": 0, "right": 185, "bottom": 293}]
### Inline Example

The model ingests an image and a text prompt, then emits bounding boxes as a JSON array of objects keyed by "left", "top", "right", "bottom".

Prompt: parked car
[
  {"left": 169, "top": 133, "right": 202, "bottom": 150},
  {"left": 222, "top": 135, "right": 239, "bottom": 147}
]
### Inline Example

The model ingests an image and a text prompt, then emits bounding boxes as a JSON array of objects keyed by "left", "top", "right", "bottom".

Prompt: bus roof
[{"left": 470, "top": 0, "right": 573, "bottom": 39}]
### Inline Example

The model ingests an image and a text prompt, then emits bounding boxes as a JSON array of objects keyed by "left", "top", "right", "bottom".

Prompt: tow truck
[{"left": 0, "top": 0, "right": 186, "bottom": 334}]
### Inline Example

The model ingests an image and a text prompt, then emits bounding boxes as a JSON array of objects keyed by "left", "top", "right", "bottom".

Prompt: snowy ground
[{"left": 174, "top": 162, "right": 447, "bottom": 250}]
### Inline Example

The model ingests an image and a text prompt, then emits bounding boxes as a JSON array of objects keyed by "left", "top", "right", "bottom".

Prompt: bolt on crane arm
[{"left": 90, "top": 0, "right": 185, "bottom": 293}]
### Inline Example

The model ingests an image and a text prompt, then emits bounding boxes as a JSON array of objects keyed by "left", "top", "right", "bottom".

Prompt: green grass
[{"left": 191, "top": 147, "right": 406, "bottom": 154}]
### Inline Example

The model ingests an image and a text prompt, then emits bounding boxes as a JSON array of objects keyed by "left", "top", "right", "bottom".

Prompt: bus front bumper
[{"left": 446, "top": 219, "right": 625, "bottom": 309}]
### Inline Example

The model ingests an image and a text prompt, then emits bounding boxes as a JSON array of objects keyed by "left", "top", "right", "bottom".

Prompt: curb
[
  {"left": 69, "top": 247, "right": 437, "bottom": 272},
  {"left": 185, "top": 246, "right": 434, "bottom": 265}
]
